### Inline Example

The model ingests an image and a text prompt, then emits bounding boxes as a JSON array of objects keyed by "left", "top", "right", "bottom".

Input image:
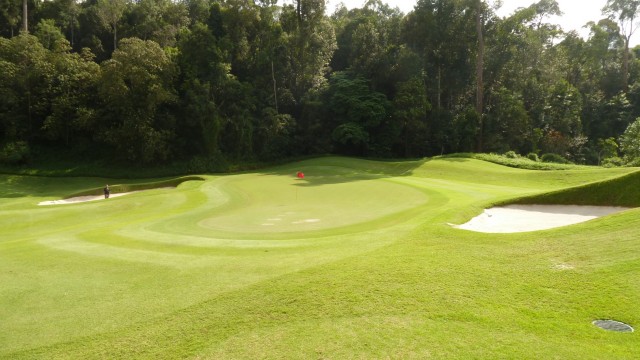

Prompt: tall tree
[
  {"left": 95, "top": 0, "right": 127, "bottom": 50},
  {"left": 475, "top": 0, "right": 485, "bottom": 151},
  {"left": 98, "top": 38, "right": 177, "bottom": 162},
  {"left": 0, "top": 34, "right": 53, "bottom": 143},
  {"left": 394, "top": 76, "right": 429, "bottom": 156},
  {"left": 0, "top": 0, "right": 22, "bottom": 36},
  {"left": 59, "top": 0, "right": 80, "bottom": 47},
  {"left": 21, "top": 0, "right": 27, "bottom": 33},
  {"left": 603, "top": 0, "right": 640, "bottom": 89},
  {"left": 176, "top": 22, "right": 228, "bottom": 157},
  {"left": 42, "top": 40, "right": 100, "bottom": 147},
  {"left": 281, "top": 0, "right": 336, "bottom": 103}
]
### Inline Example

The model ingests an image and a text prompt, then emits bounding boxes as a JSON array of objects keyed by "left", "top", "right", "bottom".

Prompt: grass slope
[
  {"left": 0, "top": 157, "right": 638, "bottom": 359},
  {"left": 510, "top": 170, "right": 640, "bottom": 207}
]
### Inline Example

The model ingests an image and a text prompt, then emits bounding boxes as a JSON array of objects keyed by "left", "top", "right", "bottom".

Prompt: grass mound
[
  {"left": 510, "top": 169, "right": 640, "bottom": 207},
  {"left": 443, "top": 153, "right": 586, "bottom": 170}
]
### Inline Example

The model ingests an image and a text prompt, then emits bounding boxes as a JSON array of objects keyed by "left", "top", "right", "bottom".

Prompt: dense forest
[{"left": 2, "top": 0, "right": 640, "bottom": 168}]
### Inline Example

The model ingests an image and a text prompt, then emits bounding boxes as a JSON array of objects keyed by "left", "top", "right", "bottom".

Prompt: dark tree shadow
[{"left": 256, "top": 156, "right": 438, "bottom": 187}]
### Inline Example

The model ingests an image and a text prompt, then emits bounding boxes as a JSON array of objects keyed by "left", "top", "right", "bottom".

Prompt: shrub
[
  {"left": 504, "top": 150, "right": 518, "bottom": 159},
  {"left": 540, "top": 153, "right": 572, "bottom": 164},
  {"left": 602, "top": 156, "right": 624, "bottom": 168},
  {"left": 526, "top": 152, "right": 539, "bottom": 162},
  {"left": 0, "top": 141, "right": 31, "bottom": 164},
  {"left": 620, "top": 117, "right": 640, "bottom": 160}
]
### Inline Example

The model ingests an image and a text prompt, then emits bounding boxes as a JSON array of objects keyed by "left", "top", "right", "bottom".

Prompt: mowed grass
[{"left": 0, "top": 156, "right": 639, "bottom": 359}]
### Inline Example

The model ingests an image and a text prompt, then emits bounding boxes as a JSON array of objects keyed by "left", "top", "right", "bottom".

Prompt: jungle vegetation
[{"left": 2, "top": 0, "right": 640, "bottom": 168}]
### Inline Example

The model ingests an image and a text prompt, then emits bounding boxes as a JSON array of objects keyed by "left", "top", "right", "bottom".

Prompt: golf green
[{"left": 197, "top": 172, "right": 429, "bottom": 234}]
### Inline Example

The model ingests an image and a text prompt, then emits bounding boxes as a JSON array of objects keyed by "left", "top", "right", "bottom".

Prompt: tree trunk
[
  {"left": 22, "top": 0, "right": 28, "bottom": 33},
  {"left": 272, "top": 61, "right": 278, "bottom": 113},
  {"left": 475, "top": 0, "right": 484, "bottom": 152},
  {"left": 623, "top": 36, "right": 630, "bottom": 90},
  {"left": 437, "top": 66, "right": 441, "bottom": 109}
]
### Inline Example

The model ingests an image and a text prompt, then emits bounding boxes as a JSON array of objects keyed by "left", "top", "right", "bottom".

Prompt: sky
[{"left": 324, "top": 0, "right": 640, "bottom": 46}]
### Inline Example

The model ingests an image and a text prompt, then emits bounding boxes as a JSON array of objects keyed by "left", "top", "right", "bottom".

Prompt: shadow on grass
[
  {"left": 65, "top": 176, "right": 206, "bottom": 198},
  {"left": 0, "top": 174, "right": 84, "bottom": 199},
  {"left": 0, "top": 174, "right": 205, "bottom": 200},
  {"left": 256, "top": 156, "right": 436, "bottom": 187}
]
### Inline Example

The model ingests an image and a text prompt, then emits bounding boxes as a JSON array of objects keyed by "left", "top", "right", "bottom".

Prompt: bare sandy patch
[
  {"left": 292, "top": 219, "right": 321, "bottom": 225},
  {"left": 454, "top": 204, "right": 630, "bottom": 233},
  {"left": 38, "top": 188, "right": 173, "bottom": 206},
  {"left": 39, "top": 193, "right": 132, "bottom": 206},
  {"left": 552, "top": 263, "right": 575, "bottom": 271}
]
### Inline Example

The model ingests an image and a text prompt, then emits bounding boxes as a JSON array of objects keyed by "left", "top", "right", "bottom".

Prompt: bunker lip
[
  {"left": 38, "top": 187, "right": 174, "bottom": 206},
  {"left": 453, "top": 204, "right": 630, "bottom": 233},
  {"left": 39, "top": 192, "right": 134, "bottom": 205}
]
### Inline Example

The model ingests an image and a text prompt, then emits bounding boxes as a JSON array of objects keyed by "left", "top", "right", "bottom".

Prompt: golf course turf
[{"left": 1, "top": 156, "right": 639, "bottom": 358}]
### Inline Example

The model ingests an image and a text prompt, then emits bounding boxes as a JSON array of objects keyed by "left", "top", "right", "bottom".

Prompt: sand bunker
[
  {"left": 38, "top": 188, "right": 174, "bottom": 206},
  {"left": 454, "top": 204, "right": 630, "bottom": 233},
  {"left": 38, "top": 192, "right": 133, "bottom": 205}
]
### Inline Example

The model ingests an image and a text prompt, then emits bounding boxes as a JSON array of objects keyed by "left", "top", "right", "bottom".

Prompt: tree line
[{"left": 2, "top": 0, "right": 640, "bottom": 167}]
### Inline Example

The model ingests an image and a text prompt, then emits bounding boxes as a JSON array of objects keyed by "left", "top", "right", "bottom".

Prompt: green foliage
[
  {"left": 503, "top": 150, "right": 518, "bottom": 159},
  {"left": 326, "top": 72, "right": 391, "bottom": 155},
  {"left": 255, "top": 109, "right": 296, "bottom": 161},
  {"left": 280, "top": 1, "right": 337, "bottom": 102},
  {"left": 394, "top": 76, "right": 430, "bottom": 157},
  {"left": 328, "top": 72, "right": 390, "bottom": 128},
  {"left": 0, "top": 140, "right": 30, "bottom": 164},
  {"left": 545, "top": 79, "right": 583, "bottom": 136},
  {"left": 34, "top": 19, "right": 66, "bottom": 50},
  {"left": 602, "top": 156, "right": 625, "bottom": 167},
  {"left": 541, "top": 152, "right": 572, "bottom": 164},
  {"left": 0, "top": 34, "right": 54, "bottom": 143},
  {"left": 484, "top": 87, "right": 530, "bottom": 153},
  {"left": 184, "top": 155, "right": 229, "bottom": 174},
  {"left": 331, "top": 122, "right": 369, "bottom": 154},
  {"left": 94, "top": 0, "right": 127, "bottom": 50},
  {"left": 620, "top": 117, "right": 640, "bottom": 161},
  {"left": 526, "top": 152, "right": 539, "bottom": 161},
  {"left": 0, "top": 0, "right": 21, "bottom": 37},
  {"left": 443, "top": 153, "right": 583, "bottom": 170},
  {"left": 98, "top": 37, "right": 177, "bottom": 163},
  {"left": 2, "top": 0, "right": 640, "bottom": 165}
]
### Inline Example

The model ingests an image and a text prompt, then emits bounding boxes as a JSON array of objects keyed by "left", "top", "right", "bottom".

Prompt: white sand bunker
[
  {"left": 38, "top": 188, "right": 174, "bottom": 206},
  {"left": 454, "top": 204, "right": 630, "bottom": 233},
  {"left": 39, "top": 192, "right": 133, "bottom": 205}
]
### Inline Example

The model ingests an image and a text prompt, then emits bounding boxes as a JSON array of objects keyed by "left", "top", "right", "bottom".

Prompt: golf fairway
[{"left": 1, "top": 157, "right": 639, "bottom": 359}]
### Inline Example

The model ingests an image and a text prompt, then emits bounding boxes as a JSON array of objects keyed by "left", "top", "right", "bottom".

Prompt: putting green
[{"left": 197, "top": 173, "right": 429, "bottom": 234}]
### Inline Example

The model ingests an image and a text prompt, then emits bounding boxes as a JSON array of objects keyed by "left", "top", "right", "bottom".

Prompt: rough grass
[
  {"left": 1, "top": 156, "right": 639, "bottom": 359},
  {"left": 445, "top": 152, "right": 587, "bottom": 170}
]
